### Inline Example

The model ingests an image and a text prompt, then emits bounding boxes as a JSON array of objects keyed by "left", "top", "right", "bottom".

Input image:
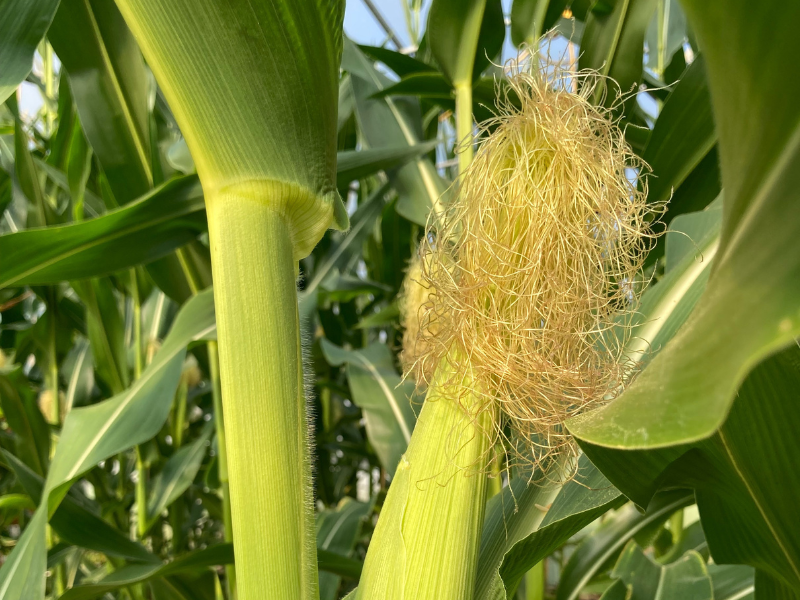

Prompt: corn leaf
[
  {"left": 2, "top": 450, "right": 157, "bottom": 564},
  {"left": 60, "top": 543, "right": 234, "bottom": 600},
  {"left": 580, "top": 0, "right": 657, "bottom": 106},
  {"left": 0, "top": 176, "right": 204, "bottom": 288},
  {"left": 600, "top": 542, "right": 712, "bottom": 600},
  {"left": 643, "top": 55, "right": 718, "bottom": 245},
  {"left": 145, "top": 421, "right": 214, "bottom": 530},
  {"left": 569, "top": 0, "right": 800, "bottom": 590},
  {"left": 708, "top": 565, "right": 755, "bottom": 600},
  {"left": 302, "top": 183, "right": 389, "bottom": 298},
  {"left": 48, "top": 0, "right": 153, "bottom": 203},
  {"left": 337, "top": 142, "right": 438, "bottom": 189},
  {"left": 0, "top": 0, "right": 60, "bottom": 104},
  {"left": 0, "top": 288, "right": 216, "bottom": 599},
  {"left": 510, "top": 0, "right": 569, "bottom": 46},
  {"left": 556, "top": 492, "right": 695, "bottom": 600},
  {"left": 427, "top": 0, "right": 505, "bottom": 85},
  {"left": 475, "top": 457, "right": 624, "bottom": 600},
  {"left": 343, "top": 39, "right": 449, "bottom": 226},
  {"left": 0, "top": 370, "right": 50, "bottom": 476},
  {"left": 320, "top": 339, "right": 417, "bottom": 476},
  {"left": 317, "top": 497, "right": 372, "bottom": 600}
]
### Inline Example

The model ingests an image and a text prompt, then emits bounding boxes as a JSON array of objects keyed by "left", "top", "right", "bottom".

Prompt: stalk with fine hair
[{"left": 112, "top": 1, "right": 348, "bottom": 597}]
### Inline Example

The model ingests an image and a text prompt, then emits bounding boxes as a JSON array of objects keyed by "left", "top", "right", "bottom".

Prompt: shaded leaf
[
  {"left": 0, "top": 368, "right": 49, "bottom": 476},
  {"left": 511, "top": 0, "right": 568, "bottom": 47},
  {"left": 320, "top": 339, "right": 416, "bottom": 475},
  {"left": 336, "top": 142, "right": 438, "bottom": 188},
  {"left": 475, "top": 456, "right": 626, "bottom": 599},
  {"left": 317, "top": 497, "right": 372, "bottom": 599},
  {"left": 601, "top": 541, "right": 712, "bottom": 599},
  {"left": 580, "top": 0, "right": 657, "bottom": 107},
  {"left": 0, "top": 175, "right": 205, "bottom": 288},
  {"left": 343, "top": 39, "right": 449, "bottom": 225},
  {"left": 48, "top": 0, "right": 153, "bottom": 203},
  {"left": 643, "top": 55, "right": 718, "bottom": 243},
  {"left": 0, "top": 0, "right": 60, "bottom": 104},
  {"left": 428, "top": 0, "right": 505, "bottom": 85},
  {"left": 145, "top": 421, "right": 213, "bottom": 530},
  {"left": 0, "top": 289, "right": 216, "bottom": 600},
  {"left": 556, "top": 491, "right": 694, "bottom": 600},
  {"left": 3, "top": 450, "right": 157, "bottom": 564}
]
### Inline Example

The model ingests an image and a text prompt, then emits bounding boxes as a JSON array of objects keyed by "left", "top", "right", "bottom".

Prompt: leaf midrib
[
  {"left": 80, "top": 0, "right": 152, "bottom": 187},
  {"left": 718, "top": 429, "right": 800, "bottom": 582},
  {"left": 355, "top": 50, "right": 443, "bottom": 213}
]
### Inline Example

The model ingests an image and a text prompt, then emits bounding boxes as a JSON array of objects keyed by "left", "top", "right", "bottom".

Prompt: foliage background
[{"left": 1, "top": 0, "right": 798, "bottom": 599}]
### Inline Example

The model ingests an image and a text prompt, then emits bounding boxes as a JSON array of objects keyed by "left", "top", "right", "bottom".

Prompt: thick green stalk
[
  {"left": 357, "top": 359, "right": 491, "bottom": 599},
  {"left": 455, "top": 82, "right": 474, "bottom": 174},
  {"left": 113, "top": 1, "right": 347, "bottom": 596},
  {"left": 206, "top": 190, "right": 316, "bottom": 598},
  {"left": 208, "top": 340, "right": 236, "bottom": 599}
]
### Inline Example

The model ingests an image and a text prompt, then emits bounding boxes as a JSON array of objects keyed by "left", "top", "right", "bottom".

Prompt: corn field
[{"left": 0, "top": 0, "right": 798, "bottom": 599}]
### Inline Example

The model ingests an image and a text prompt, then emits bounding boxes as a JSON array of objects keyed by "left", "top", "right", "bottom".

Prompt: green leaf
[
  {"left": 570, "top": 0, "right": 800, "bottom": 434},
  {"left": 622, "top": 200, "right": 720, "bottom": 369},
  {"left": 708, "top": 564, "right": 754, "bottom": 600},
  {"left": 373, "top": 71, "right": 454, "bottom": 101},
  {"left": 60, "top": 543, "right": 233, "bottom": 600},
  {"left": 72, "top": 277, "right": 129, "bottom": 394},
  {"left": 580, "top": 0, "right": 658, "bottom": 107},
  {"left": 317, "top": 497, "right": 371, "bottom": 600},
  {"left": 0, "top": 288, "right": 216, "bottom": 600},
  {"left": 754, "top": 571, "right": 800, "bottom": 600},
  {"left": 475, "top": 456, "right": 626, "bottom": 599},
  {"left": 58, "top": 542, "right": 361, "bottom": 600},
  {"left": 568, "top": 2, "right": 800, "bottom": 589},
  {"left": 317, "top": 549, "right": 364, "bottom": 581},
  {"left": 576, "top": 345, "right": 800, "bottom": 591},
  {"left": 511, "top": 0, "right": 568, "bottom": 47},
  {"left": 0, "top": 0, "right": 60, "bottom": 104},
  {"left": 358, "top": 45, "right": 436, "bottom": 78},
  {"left": 0, "top": 369, "right": 50, "bottom": 476},
  {"left": 320, "top": 273, "right": 391, "bottom": 303},
  {"left": 145, "top": 421, "right": 213, "bottom": 530},
  {"left": 427, "top": 0, "right": 505, "bottom": 85},
  {"left": 48, "top": 288, "right": 214, "bottom": 492},
  {"left": 343, "top": 39, "right": 449, "bottom": 226},
  {"left": 61, "top": 337, "right": 94, "bottom": 411},
  {"left": 320, "top": 339, "right": 417, "bottom": 476},
  {"left": 336, "top": 142, "right": 439, "bottom": 188},
  {"left": 0, "top": 175, "right": 205, "bottom": 288},
  {"left": 14, "top": 119, "right": 50, "bottom": 228},
  {"left": 643, "top": 56, "right": 718, "bottom": 232},
  {"left": 644, "top": 0, "right": 686, "bottom": 77},
  {"left": 556, "top": 491, "right": 694, "bottom": 600},
  {"left": 2, "top": 450, "right": 157, "bottom": 564},
  {"left": 601, "top": 542, "right": 712, "bottom": 600},
  {"left": 48, "top": 0, "right": 153, "bottom": 203}
]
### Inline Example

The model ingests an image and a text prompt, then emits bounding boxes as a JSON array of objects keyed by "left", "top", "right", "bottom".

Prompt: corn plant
[{"left": 0, "top": 0, "right": 798, "bottom": 599}]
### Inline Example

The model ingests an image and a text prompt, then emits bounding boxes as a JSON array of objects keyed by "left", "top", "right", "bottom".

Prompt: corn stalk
[{"left": 112, "top": 1, "right": 348, "bottom": 598}]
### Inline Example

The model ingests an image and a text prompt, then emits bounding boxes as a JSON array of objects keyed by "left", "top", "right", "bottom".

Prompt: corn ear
[{"left": 357, "top": 358, "right": 491, "bottom": 600}]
